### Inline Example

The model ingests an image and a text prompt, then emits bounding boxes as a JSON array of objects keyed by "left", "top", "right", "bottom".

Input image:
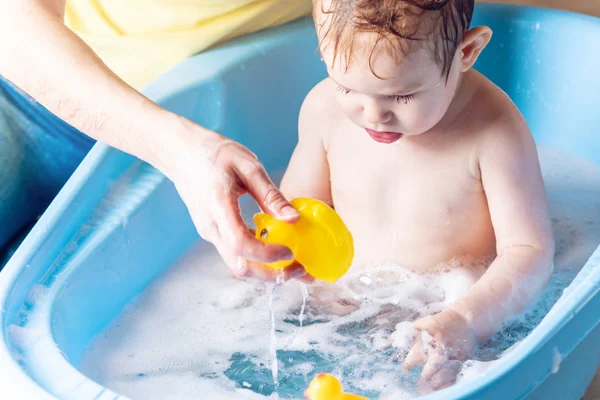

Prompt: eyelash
[
  {"left": 391, "top": 94, "right": 415, "bottom": 104},
  {"left": 336, "top": 85, "right": 415, "bottom": 104}
]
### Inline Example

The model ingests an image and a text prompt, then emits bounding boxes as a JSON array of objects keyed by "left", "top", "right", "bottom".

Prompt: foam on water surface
[{"left": 70, "top": 147, "right": 600, "bottom": 399}]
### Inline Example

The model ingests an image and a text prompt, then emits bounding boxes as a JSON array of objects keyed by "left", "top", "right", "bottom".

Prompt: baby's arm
[
  {"left": 449, "top": 112, "right": 554, "bottom": 341},
  {"left": 404, "top": 110, "right": 554, "bottom": 387},
  {"left": 280, "top": 81, "right": 333, "bottom": 205}
]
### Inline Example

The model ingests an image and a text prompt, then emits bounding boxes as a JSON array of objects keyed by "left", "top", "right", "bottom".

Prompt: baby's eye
[
  {"left": 336, "top": 85, "right": 350, "bottom": 95},
  {"left": 391, "top": 94, "right": 415, "bottom": 104}
]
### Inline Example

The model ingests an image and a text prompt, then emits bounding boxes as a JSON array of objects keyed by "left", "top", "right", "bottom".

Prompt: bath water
[{"left": 77, "top": 147, "right": 600, "bottom": 399}]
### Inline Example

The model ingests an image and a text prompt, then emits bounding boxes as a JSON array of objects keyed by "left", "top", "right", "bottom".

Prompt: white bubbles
[
  {"left": 78, "top": 147, "right": 600, "bottom": 399},
  {"left": 79, "top": 253, "right": 497, "bottom": 399},
  {"left": 23, "top": 284, "right": 50, "bottom": 307},
  {"left": 391, "top": 322, "right": 419, "bottom": 352}
]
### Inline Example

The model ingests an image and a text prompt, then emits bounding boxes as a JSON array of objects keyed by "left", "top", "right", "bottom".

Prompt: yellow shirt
[{"left": 65, "top": 0, "right": 312, "bottom": 90}]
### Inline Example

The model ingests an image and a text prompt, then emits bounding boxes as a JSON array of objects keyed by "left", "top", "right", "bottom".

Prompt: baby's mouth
[{"left": 365, "top": 128, "right": 404, "bottom": 144}]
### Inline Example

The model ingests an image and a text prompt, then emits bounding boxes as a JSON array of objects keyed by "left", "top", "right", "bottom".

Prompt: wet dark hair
[{"left": 315, "top": 0, "right": 475, "bottom": 79}]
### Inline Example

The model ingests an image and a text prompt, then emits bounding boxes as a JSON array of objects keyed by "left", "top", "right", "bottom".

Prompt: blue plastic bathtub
[{"left": 1, "top": 4, "right": 600, "bottom": 399}]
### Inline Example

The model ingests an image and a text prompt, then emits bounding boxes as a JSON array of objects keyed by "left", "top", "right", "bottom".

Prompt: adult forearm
[
  {"left": 0, "top": 0, "right": 186, "bottom": 172},
  {"left": 0, "top": 1, "right": 303, "bottom": 275}
]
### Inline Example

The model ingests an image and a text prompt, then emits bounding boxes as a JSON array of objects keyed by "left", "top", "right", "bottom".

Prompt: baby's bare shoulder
[
  {"left": 299, "top": 78, "right": 346, "bottom": 136},
  {"left": 465, "top": 72, "right": 532, "bottom": 148},
  {"left": 457, "top": 72, "right": 537, "bottom": 179}
]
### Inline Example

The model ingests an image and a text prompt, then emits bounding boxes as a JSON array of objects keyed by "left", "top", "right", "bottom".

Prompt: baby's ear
[{"left": 458, "top": 26, "right": 493, "bottom": 72}]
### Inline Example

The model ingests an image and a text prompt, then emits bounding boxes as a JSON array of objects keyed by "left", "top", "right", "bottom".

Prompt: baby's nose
[{"left": 363, "top": 102, "right": 392, "bottom": 125}]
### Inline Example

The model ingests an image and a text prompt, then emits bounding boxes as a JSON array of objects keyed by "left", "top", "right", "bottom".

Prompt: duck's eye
[{"left": 260, "top": 228, "right": 269, "bottom": 239}]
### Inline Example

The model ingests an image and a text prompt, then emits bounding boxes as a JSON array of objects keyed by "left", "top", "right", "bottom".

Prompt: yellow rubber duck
[
  {"left": 304, "top": 374, "right": 368, "bottom": 400},
  {"left": 253, "top": 198, "right": 354, "bottom": 283}
]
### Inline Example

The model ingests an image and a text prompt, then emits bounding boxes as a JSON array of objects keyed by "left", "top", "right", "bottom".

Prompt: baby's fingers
[
  {"left": 430, "top": 361, "right": 461, "bottom": 390},
  {"left": 403, "top": 338, "right": 424, "bottom": 372},
  {"left": 420, "top": 346, "right": 448, "bottom": 383}
]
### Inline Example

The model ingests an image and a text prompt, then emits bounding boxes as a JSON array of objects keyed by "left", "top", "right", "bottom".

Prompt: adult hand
[
  {"left": 164, "top": 118, "right": 308, "bottom": 280},
  {"left": 0, "top": 0, "right": 308, "bottom": 281}
]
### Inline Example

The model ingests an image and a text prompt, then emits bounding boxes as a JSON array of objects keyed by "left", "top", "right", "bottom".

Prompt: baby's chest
[{"left": 326, "top": 144, "right": 484, "bottom": 226}]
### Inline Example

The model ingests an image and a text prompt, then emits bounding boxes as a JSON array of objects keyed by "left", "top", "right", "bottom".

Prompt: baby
[{"left": 279, "top": 0, "right": 555, "bottom": 390}]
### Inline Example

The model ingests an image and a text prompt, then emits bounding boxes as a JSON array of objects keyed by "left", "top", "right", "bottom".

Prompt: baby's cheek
[
  {"left": 340, "top": 105, "right": 355, "bottom": 121},
  {"left": 416, "top": 97, "right": 449, "bottom": 131},
  {"left": 404, "top": 104, "right": 439, "bottom": 134}
]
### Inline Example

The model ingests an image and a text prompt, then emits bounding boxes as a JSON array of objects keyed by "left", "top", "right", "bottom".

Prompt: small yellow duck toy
[
  {"left": 304, "top": 374, "right": 368, "bottom": 400},
  {"left": 253, "top": 198, "right": 354, "bottom": 283}
]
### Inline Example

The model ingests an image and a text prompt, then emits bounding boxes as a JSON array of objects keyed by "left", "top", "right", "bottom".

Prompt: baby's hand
[{"left": 402, "top": 309, "right": 477, "bottom": 390}]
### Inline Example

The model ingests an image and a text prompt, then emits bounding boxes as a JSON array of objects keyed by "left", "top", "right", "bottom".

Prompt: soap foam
[{"left": 78, "top": 147, "right": 600, "bottom": 399}]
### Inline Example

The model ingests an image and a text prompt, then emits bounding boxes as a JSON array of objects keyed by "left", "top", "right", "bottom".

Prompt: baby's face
[{"left": 320, "top": 33, "right": 462, "bottom": 143}]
